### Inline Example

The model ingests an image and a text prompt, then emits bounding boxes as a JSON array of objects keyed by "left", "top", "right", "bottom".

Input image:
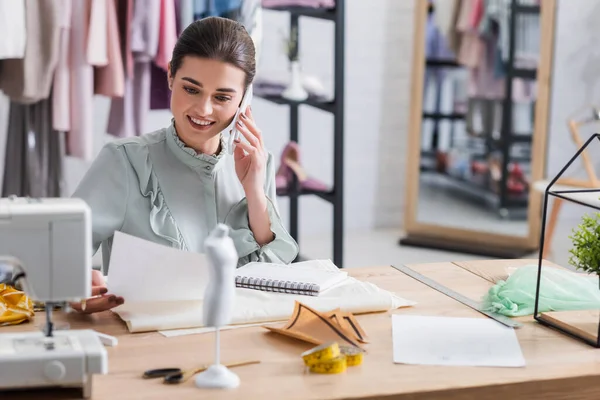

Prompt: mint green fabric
[
  {"left": 72, "top": 121, "right": 299, "bottom": 272},
  {"left": 481, "top": 265, "right": 600, "bottom": 317}
]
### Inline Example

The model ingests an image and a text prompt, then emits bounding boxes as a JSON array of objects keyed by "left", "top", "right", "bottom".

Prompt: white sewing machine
[{"left": 0, "top": 196, "right": 107, "bottom": 398}]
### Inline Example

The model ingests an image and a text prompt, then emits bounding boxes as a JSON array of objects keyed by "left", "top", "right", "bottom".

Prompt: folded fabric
[
  {"left": 0, "top": 284, "right": 34, "bottom": 326},
  {"left": 481, "top": 265, "right": 600, "bottom": 317},
  {"left": 112, "top": 263, "right": 415, "bottom": 333}
]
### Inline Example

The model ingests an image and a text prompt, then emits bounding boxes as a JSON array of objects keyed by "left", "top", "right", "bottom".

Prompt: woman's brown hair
[{"left": 169, "top": 16, "right": 256, "bottom": 88}]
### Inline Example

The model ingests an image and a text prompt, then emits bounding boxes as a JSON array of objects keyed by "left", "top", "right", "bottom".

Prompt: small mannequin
[{"left": 195, "top": 224, "right": 240, "bottom": 390}]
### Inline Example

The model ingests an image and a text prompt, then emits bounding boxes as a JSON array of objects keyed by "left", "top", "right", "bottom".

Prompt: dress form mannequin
[{"left": 195, "top": 224, "right": 240, "bottom": 389}]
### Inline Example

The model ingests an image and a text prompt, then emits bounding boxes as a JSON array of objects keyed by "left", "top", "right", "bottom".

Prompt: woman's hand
[
  {"left": 70, "top": 270, "right": 124, "bottom": 314},
  {"left": 232, "top": 106, "right": 275, "bottom": 246},
  {"left": 233, "top": 106, "right": 267, "bottom": 196}
]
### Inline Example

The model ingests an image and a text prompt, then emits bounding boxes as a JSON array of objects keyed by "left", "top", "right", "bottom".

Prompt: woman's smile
[{"left": 187, "top": 115, "right": 216, "bottom": 131}]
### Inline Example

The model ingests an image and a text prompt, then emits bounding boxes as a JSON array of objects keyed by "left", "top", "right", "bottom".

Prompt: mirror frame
[{"left": 403, "top": 0, "right": 557, "bottom": 252}]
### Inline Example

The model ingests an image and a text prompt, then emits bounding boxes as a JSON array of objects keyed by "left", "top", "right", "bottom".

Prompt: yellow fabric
[{"left": 0, "top": 284, "right": 34, "bottom": 326}]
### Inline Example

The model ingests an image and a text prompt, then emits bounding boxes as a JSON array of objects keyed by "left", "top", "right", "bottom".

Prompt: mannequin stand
[{"left": 195, "top": 328, "right": 240, "bottom": 389}]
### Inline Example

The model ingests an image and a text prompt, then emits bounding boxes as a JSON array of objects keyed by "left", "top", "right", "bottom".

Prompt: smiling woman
[{"left": 70, "top": 16, "right": 299, "bottom": 315}]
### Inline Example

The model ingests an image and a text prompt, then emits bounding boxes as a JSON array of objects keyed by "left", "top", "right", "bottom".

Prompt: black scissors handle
[{"left": 142, "top": 368, "right": 182, "bottom": 379}]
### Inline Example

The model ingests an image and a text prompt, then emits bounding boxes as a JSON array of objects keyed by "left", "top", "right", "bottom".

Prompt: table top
[{"left": 3, "top": 259, "right": 600, "bottom": 400}]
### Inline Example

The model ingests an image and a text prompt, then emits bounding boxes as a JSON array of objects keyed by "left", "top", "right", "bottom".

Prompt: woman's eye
[
  {"left": 183, "top": 86, "right": 198, "bottom": 94},
  {"left": 215, "top": 96, "right": 231, "bottom": 103}
]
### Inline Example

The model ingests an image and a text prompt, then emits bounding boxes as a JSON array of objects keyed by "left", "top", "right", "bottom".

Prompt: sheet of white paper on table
[
  {"left": 106, "top": 231, "right": 210, "bottom": 303},
  {"left": 159, "top": 321, "right": 280, "bottom": 337},
  {"left": 392, "top": 315, "right": 526, "bottom": 368}
]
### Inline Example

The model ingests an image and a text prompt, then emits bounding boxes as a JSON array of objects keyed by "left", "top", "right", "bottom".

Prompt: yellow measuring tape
[{"left": 301, "top": 342, "right": 364, "bottom": 374}]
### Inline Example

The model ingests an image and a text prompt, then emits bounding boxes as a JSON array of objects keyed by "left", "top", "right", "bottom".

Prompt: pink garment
[
  {"left": 457, "top": 32, "right": 483, "bottom": 69},
  {"left": 154, "top": 0, "right": 177, "bottom": 71},
  {"left": 261, "top": 0, "right": 335, "bottom": 8},
  {"left": 470, "top": 0, "right": 483, "bottom": 29},
  {"left": 455, "top": 0, "right": 475, "bottom": 32},
  {"left": 87, "top": 0, "right": 108, "bottom": 66},
  {"left": 52, "top": 0, "right": 72, "bottom": 132},
  {"left": 67, "top": 0, "right": 107, "bottom": 161},
  {"left": 467, "top": 36, "right": 505, "bottom": 100},
  {"left": 94, "top": 0, "right": 125, "bottom": 97},
  {"left": 106, "top": 0, "right": 161, "bottom": 138}
]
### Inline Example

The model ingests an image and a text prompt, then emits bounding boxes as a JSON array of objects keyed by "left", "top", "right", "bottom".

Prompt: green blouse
[{"left": 72, "top": 121, "right": 299, "bottom": 272}]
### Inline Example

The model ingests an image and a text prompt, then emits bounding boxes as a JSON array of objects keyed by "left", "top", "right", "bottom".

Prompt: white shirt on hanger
[{"left": 0, "top": 0, "right": 26, "bottom": 59}]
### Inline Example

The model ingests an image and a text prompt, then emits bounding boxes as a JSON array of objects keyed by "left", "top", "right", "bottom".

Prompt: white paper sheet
[
  {"left": 105, "top": 231, "right": 416, "bottom": 334},
  {"left": 106, "top": 231, "right": 210, "bottom": 303},
  {"left": 392, "top": 315, "right": 526, "bottom": 368}
]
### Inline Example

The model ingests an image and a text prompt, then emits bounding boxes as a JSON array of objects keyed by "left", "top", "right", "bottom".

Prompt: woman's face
[{"left": 168, "top": 56, "right": 246, "bottom": 152}]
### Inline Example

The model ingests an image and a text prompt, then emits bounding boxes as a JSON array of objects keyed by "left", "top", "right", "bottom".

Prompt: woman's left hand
[{"left": 233, "top": 106, "right": 267, "bottom": 195}]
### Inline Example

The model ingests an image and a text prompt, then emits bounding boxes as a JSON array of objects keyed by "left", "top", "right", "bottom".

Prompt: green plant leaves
[{"left": 569, "top": 212, "right": 600, "bottom": 275}]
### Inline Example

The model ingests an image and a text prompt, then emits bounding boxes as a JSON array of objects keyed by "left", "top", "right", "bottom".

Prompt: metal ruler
[{"left": 391, "top": 264, "right": 523, "bottom": 329}]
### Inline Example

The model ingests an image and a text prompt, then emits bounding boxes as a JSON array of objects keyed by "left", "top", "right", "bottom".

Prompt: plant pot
[{"left": 282, "top": 60, "right": 308, "bottom": 102}]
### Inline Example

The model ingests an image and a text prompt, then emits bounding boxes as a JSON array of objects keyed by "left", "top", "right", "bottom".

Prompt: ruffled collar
[{"left": 165, "top": 120, "right": 227, "bottom": 171}]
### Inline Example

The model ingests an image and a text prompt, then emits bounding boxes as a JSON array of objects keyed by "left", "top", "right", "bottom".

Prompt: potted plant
[
  {"left": 281, "top": 26, "right": 308, "bottom": 101},
  {"left": 568, "top": 212, "right": 600, "bottom": 288}
]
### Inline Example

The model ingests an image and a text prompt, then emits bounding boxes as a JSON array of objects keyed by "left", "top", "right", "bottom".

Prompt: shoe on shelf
[{"left": 275, "top": 141, "right": 329, "bottom": 194}]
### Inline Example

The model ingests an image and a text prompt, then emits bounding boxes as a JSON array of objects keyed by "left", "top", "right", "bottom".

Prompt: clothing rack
[
  {"left": 421, "top": 0, "right": 540, "bottom": 220},
  {"left": 259, "top": 2, "right": 345, "bottom": 267}
]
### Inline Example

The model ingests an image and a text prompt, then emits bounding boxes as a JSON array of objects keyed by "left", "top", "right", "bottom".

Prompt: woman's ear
[{"left": 167, "top": 62, "right": 173, "bottom": 90}]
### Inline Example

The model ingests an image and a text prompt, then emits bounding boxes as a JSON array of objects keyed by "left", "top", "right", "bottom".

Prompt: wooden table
[{"left": 3, "top": 259, "right": 600, "bottom": 400}]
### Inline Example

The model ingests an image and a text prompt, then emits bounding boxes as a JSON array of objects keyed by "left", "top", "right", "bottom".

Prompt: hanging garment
[
  {"left": 482, "top": 0, "right": 540, "bottom": 63},
  {"left": 66, "top": 0, "right": 108, "bottom": 161},
  {"left": 433, "top": 0, "right": 458, "bottom": 43},
  {"left": 179, "top": 0, "right": 194, "bottom": 30},
  {"left": 2, "top": 98, "right": 65, "bottom": 198},
  {"left": 0, "top": 0, "right": 26, "bottom": 59},
  {"left": 0, "top": 0, "right": 62, "bottom": 104},
  {"left": 94, "top": 0, "right": 126, "bottom": 98},
  {"left": 107, "top": 0, "right": 162, "bottom": 137},
  {"left": 260, "top": 0, "right": 335, "bottom": 8},
  {"left": 52, "top": 0, "right": 72, "bottom": 132},
  {"left": 150, "top": 0, "right": 178, "bottom": 111},
  {"left": 193, "top": 0, "right": 207, "bottom": 19},
  {"left": 155, "top": 0, "right": 178, "bottom": 71},
  {"left": 87, "top": 0, "right": 109, "bottom": 66},
  {"left": 240, "top": 0, "right": 262, "bottom": 62},
  {"left": 0, "top": 93, "right": 9, "bottom": 191}
]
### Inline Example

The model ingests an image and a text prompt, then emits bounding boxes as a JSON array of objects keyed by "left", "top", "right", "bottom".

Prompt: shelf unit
[
  {"left": 421, "top": 0, "right": 540, "bottom": 219},
  {"left": 259, "top": 2, "right": 345, "bottom": 267}
]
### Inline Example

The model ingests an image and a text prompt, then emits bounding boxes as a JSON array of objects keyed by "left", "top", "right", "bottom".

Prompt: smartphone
[{"left": 227, "top": 85, "right": 253, "bottom": 154}]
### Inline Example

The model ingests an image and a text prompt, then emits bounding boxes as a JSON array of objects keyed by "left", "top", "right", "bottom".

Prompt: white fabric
[
  {"left": 0, "top": 0, "right": 26, "bottom": 59},
  {"left": 113, "top": 262, "right": 416, "bottom": 333}
]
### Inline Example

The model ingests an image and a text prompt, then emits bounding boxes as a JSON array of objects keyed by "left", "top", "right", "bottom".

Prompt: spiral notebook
[{"left": 235, "top": 260, "right": 348, "bottom": 296}]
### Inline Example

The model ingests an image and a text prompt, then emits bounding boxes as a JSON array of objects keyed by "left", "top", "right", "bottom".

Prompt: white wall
[
  {"left": 545, "top": 0, "right": 600, "bottom": 225},
  {"left": 64, "top": 0, "right": 416, "bottom": 238}
]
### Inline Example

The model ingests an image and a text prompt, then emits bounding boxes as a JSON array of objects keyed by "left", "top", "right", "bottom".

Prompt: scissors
[{"left": 143, "top": 360, "right": 260, "bottom": 384}]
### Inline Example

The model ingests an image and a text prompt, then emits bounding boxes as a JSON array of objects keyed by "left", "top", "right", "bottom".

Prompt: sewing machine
[{"left": 0, "top": 196, "right": 107, "bottom": 398}]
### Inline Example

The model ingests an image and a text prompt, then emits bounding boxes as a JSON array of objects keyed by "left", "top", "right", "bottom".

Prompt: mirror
[{"left": 401, "top": 0, "right": 557, "bottom": 257}]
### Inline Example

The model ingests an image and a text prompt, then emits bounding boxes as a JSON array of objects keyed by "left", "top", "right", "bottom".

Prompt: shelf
[
  {"left": 277, "top": 188, "right": 336, "bottom": 204},
  {"left": 514, "top": 4, "right": 540, "bottom": 14},
  {"left": 256, "top": 93, "right": 336, "bottom": 113},
  {"left": 513, "top": 68, "right": 537, "bottom": 80},
  {"left": 426, "top": 59, "right": 461, "bottom": 68},
  {"left": 424, "top": 171, "right": 528, "bottom": 210},
  {"left": 423, "top": 112, "right": 466, "bottom": 120},
  {"left": 263, "top": 5, "right": 336, "bottom": 20}
]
